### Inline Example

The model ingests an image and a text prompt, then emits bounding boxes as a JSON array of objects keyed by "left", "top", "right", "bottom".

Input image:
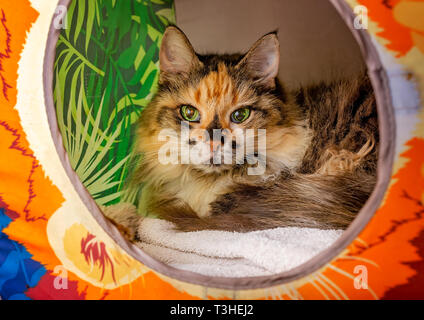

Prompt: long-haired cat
[{"left": 120, "top": 26, "right": 378, "bottom": 233}]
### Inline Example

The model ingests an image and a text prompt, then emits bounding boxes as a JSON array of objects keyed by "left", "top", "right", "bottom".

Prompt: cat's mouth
[
  {"left": 190, "top": 155, "right": 263, "bottom": 175},
  {"left": 198, "top": 160, "right": 229, "bottom": 169},
  {"left": 178, "top": 138, "right": 266, "bottom": 175},
  {"left": 190, "top": 161, "right": 233, "bottom": 174}
]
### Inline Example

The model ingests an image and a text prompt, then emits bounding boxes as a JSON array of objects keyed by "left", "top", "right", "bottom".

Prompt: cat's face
[{"left": 136, "top": 27, "right": 309, "bottom": 178}]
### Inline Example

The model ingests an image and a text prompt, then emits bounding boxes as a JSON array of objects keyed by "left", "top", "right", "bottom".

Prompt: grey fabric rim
[{"left": 42, "top": 0, "right": 396, "bottom": 291}]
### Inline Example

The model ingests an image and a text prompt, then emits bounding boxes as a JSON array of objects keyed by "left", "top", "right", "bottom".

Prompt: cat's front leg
[{"left": 101, "top": 203, "right": 141, "bottom": 241}]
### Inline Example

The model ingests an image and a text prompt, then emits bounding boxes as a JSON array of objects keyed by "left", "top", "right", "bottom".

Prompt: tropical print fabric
[
  {"left": 0, "top": 207, "right": 46, "bottom": 300},
  {"left": 54, "top": 0, "right": 175, "bottom": 206},
  {"left": 0, "top": 0, "right": 424, "bottom": 300}
]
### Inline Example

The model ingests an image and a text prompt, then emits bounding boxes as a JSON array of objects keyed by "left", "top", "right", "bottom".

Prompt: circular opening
[{"left": 43, "top": 0, "right": 395, "bottom": 290}]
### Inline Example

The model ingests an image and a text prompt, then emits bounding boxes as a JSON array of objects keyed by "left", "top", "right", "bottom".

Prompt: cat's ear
[
  {"left": 159, "top": 26, "right": 202, "bottom": 81},
  {"left": 237, "top": 33, "right": 280, "bottom": 89}
]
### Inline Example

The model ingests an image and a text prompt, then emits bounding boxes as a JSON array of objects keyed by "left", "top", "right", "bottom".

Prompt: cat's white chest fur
[{"left": 175, "top": 174, "right": 233, "bottom": 218}]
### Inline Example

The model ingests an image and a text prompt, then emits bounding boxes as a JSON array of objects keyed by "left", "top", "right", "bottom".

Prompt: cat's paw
[
  {"left": 101, "top": 203, "right": 141, "bottom": 242},
  {"left": 106, "top": 217, "right": 136, "bottom": 241}
]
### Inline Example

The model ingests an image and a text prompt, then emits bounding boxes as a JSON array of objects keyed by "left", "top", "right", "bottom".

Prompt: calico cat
[{"left": 123, "top": 26, "right": 378, "bottom": 233}]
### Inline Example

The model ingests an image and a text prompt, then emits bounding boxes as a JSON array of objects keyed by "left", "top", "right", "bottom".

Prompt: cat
[{"left": 119, "top": 26, "right": 378, "bottom": 234}]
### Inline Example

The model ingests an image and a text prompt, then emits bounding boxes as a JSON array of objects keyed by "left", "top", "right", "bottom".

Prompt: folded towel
[
  {"left": 103, "top": 203, "right": 342, "bottom": 277},
  {"left": 136, "top": 217, "right": 342, "bottom": 277}
]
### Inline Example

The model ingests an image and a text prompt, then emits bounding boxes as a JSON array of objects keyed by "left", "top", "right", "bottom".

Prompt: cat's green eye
[
  {"left": 231, "top": 107, "right": 251, "bottom": 123},
  {"left": 180, "top": 105, "right": 200, "bottom": 122}
]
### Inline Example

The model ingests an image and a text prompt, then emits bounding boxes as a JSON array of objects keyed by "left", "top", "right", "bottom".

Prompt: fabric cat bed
[{"left": 1, "top": 0, "right": 424, "bottom": 300}]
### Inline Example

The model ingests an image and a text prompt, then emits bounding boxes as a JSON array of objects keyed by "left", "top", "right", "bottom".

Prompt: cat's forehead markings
[
  {"left": 194, "top": 86, "right": 202, "bottom": 105},
  {"left": 194, "top": 62, "right": 236, "bottom": 108}
]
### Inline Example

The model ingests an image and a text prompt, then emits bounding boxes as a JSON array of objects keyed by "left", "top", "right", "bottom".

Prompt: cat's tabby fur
[{"left": 126, "top": 26, "right": 378, "bottom": 232}]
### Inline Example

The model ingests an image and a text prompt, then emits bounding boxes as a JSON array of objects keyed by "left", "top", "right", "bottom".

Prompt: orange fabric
[
  {"left": 0, "top": 0, "right": 198, "bottom": 300},
  {"left": 358, "top": 0, "right": 424, "bottom": 56}
]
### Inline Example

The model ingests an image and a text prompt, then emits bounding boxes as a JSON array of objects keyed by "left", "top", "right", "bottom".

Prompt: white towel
[
  {"left": 103, "top": 203, "right": 342, "bottom": 277},
  {"left": 136, "top": 217, "right": 342, "bottom": 277}
]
